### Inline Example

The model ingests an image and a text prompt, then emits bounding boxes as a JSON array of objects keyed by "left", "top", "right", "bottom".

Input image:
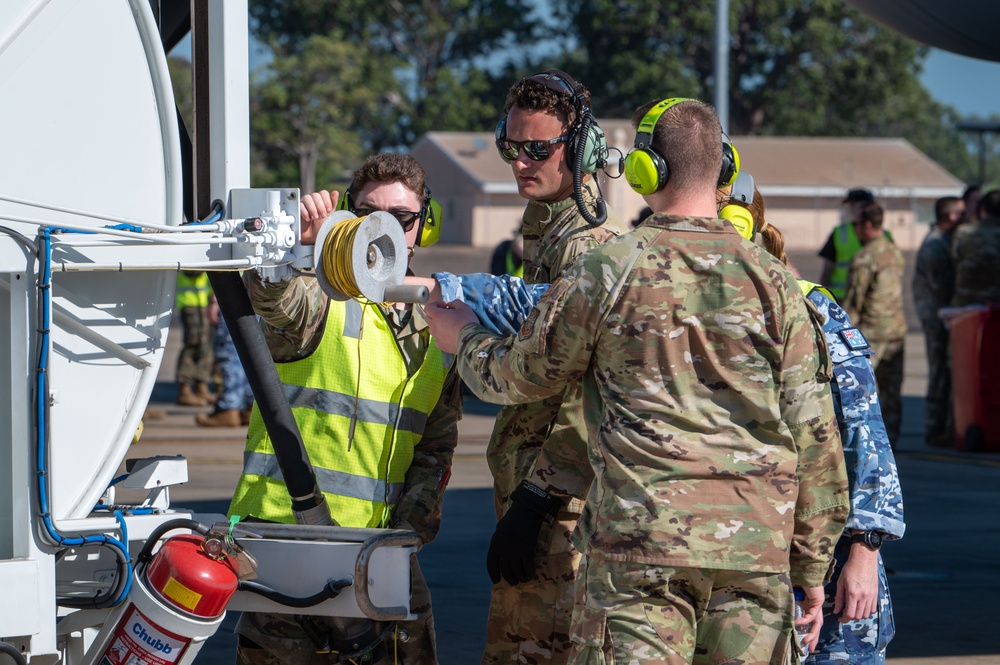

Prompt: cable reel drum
[{"left": 313, "top": 210, "right": 427, "bottom": 304}]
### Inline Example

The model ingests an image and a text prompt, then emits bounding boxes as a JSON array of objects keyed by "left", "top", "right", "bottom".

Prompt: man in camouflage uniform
[
  {"left": 843, "top": 203, "right": 906, "bottom": 450},
  {"left": 952, "top": 189, "right": 1000, "bottom": 308},
  {"left": 425, "top": 99, "right": 849, "bottom": 664},
  {"left": 174, "top": 270, "right": 216, "bottom": 406},
  {"left": 229, "top": 153, "right": 462, "bottom": 665},
  {"left": 912, "top": 197, "right": 965, "bottom": 447},
  {"left": 483, "top": 69, "right": 629, "bottom": 665}
]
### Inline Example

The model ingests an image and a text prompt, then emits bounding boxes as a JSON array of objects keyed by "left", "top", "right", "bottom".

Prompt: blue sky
[{"left": 920, "top": 49, "right": 1000, "bottom": 118}]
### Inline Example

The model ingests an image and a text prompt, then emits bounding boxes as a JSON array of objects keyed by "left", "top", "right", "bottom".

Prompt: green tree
[
  {"left": 248, "top": 0, "right": 538, "bottom": 148},
  {"left": 556, "top": 0, "right": 976, "bottom": 177},
  {"left": 250, "top": 32, "right": 404, "bottom": 193}
]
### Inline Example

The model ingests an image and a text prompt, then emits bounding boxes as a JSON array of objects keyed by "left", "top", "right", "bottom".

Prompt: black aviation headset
[
  {"left": 336, "top": 185, "right": 442, "bottom": 247},
  {"left": 494, "top": 69, "right": 609, "bottom": 225}
]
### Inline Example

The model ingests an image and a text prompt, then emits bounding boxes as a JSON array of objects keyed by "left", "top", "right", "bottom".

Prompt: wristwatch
[{"left": 849, "top": 531, "right": 883, "bottom": 550}]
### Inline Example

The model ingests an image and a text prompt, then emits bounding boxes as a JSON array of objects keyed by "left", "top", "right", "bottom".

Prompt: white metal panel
[{"left": 0, "top": 0, "right": 182, "bottom": 521}]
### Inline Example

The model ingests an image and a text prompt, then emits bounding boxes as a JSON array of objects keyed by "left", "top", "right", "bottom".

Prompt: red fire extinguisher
[{"left": 92, "top": 529, "right": 239, "bottom": 665}]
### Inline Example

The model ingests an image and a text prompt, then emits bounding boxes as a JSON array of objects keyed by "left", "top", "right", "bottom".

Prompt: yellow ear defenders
[
  {"left": 719, "top": 170, "right": 756, "bottom": 241},
  {"left": 337, "top": 185, "right": 442, "bottom": 247},
  {"left": 624, "top": 98, "right": 742, "bottom": 195}
]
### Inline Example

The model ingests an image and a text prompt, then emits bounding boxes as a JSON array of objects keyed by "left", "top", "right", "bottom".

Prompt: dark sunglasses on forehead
[
  {"left": 496, "top": 135, "right": 570, "bottom": 162},
  {"left": 353, "top": 207, "right": 421, "bottom": 231}
]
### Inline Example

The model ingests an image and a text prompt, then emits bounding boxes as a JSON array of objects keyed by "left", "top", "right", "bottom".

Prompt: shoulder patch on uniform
[
  {"left": 839, "top": 327, "right": 870, "bottom": 351},
  {"left": 519, "top": 308, "right": 540, "bottom": 341}
]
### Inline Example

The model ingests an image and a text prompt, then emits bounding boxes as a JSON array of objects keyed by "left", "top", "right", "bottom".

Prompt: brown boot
[
  {"left": 176, "top": 383, "right": 206, "bottom": 406},
  {"left": 196, "top": 381, "right": 217, "bottom": 405},
  {"left": 240, "top": 408, "right": 253, "bottom": 426},
  {"left": 143, "top": 406, "right": 167, "bottom": 420},
  {"left": 195, "top": 408, "right": 242, "bottom": 427}
]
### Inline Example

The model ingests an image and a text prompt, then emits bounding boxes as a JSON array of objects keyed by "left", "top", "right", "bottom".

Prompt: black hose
[
  {"left": 237, "top": 577, "right": 352, "bottom": 608},
  {"left": 207, "top": 272, "right": 330, "bottom": 517},
  {"left": 573, "top": 112, "right": 608, "bottom": 226},
  {"left": 0, "top": 641, "right": 27, "bottom": 665},
  {"left": 135, "top": 518, "right": 209, "bottom": 567}
]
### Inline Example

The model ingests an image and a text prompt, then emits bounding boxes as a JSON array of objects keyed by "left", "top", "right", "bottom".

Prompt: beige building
[{"left": 412, "top": 121, "right": 965, "bottom": 251}]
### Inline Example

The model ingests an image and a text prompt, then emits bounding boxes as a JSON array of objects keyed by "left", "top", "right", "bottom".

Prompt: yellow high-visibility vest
[
  {"left": 175, "top": 271, "right": 211, "bottom": 308},
  {"left": 229, "top": 299, "right": 450, "bottom": 528}
]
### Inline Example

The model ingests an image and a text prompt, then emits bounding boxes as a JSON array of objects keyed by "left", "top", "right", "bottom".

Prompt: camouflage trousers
[
  {"left": 869, "top": 339, "right": 904, "bottom": 449},
  {"left": 807, "top": 536, "right": 895, "bottom": 665},
  {"left": 176, "top": 305, "right": 214, "bottom": 386},
  {"left": 567, "top": 554, "right": 796, "bottom": 665},
  {"left": 234, "top": 555, "right": 436, "bottom": 665},
  {"left": 483, "top": 511, "right": 581, "bottom": 665},
  {"left": 919, "top": 317, "right": 952, "bottom": 447}
]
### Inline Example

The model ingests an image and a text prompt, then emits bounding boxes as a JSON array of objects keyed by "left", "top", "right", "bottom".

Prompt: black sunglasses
[
  {"left": 496, "top": 135, "right": 570, "bottom": 162},
  {"left": 353, "top": 207, "right": 421, "bottom": 231}
]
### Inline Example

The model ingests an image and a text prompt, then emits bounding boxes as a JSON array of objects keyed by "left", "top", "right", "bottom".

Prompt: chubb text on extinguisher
[{"left": 132, "top": 622, "right": 174, "bottom": 654}]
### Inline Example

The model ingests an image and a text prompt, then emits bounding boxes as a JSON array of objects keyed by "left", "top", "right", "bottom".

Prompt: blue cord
[{"left": 36, "top": 228, "right": 132, "bottom": 607}]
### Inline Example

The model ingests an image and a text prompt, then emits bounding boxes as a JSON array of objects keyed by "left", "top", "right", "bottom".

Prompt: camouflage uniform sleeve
[
  {"left": 243, "top": 271, "right": 327, "bottom": 361},
  {"left": 842, "top": 251, "right": 874, "bottom": 325},
  {"left": 523, "top": 224, "right": 627, "bottom": 499},
  {"left": 391, "top": 367, "right": 462, "bottom": 545},
  {"left": 916, "top": 239, "right": 955, "bottom": 312},
  {"left": 457, "top": 253, "right": 621, "bottom": 406},
  {"left": 432, "top": 272, "right": 549, "bottom": 336},
  {"left": 781, "top": 292, "right": 851, "bottom": 588},
  {"left": 815, "top": 296, "right": 905, "bottom": 539}
]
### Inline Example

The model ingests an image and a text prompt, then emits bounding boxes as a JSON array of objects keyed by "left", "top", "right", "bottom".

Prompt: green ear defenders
[
  {"left": 719, "top": 170, "right": 756, "bottom": 241},
  {"left": 495, "top": 69, "right": 608, "bottom": 174},
  {"left": 624, "top": 97, "right": 741, "bottom": 195},
  {"left": 337, "top": 185, "right": 441, "bottom": 247}
]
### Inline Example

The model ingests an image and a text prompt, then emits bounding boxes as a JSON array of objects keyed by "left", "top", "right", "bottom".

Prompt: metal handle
[
  {"left": 353, "top": 530, "right": 421, "bottom": 621},
  {"left": 381, "top": 284, "right": 429, "bottom": 303}
]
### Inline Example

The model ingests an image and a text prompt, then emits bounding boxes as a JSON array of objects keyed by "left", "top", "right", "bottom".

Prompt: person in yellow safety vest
[
  {"left": 818, "top": 188, "right": 891, "bottom": 301},
  {"left": 174, "top": 270, "right": 215, "bottom": 406},
  {"left": 489, "top": 232, "right": 524, "bottom": 278},
  {"left": 228, "top": 153, "right": 462, "bottom": 665}
]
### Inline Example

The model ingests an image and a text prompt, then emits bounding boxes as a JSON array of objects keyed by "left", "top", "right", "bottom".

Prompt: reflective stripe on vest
[
  {"left": 229, "top": 299, "right": 450, "bottom": 528},
  {"left": 175, "top": 271, "right": 210, "bottom": 308}
]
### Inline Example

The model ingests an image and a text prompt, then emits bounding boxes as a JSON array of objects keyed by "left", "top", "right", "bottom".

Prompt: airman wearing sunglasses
[
  {"left": 481, "top": 70, "right": 630, "bottom": 665},
  {"left": 230, "top": 153, "right": 461, "bottom": 665}
]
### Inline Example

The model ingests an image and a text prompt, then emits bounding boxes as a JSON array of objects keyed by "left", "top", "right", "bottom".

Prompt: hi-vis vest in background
[
  {"left": 829, "top": 223, "right": 862, "bottom": 301},
  {"left": 175, "top": 271, "right": 210, "bottom": 309},
  {"left": 829, "top": 223, "right": 893, "bottom": 300},
  {"left": 229, "top": 298, "right": 450, "bottom": 528}
]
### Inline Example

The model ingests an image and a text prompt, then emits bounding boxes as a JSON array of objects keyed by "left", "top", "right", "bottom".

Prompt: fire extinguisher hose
[
  {"left": 135, "top": 518, "right": 210, "bottom": 567},
  {"left": 237, "top": 577, "right": 352, "bottom": 608}
]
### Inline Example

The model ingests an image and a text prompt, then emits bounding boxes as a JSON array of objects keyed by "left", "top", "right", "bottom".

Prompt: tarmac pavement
[{"left": 128, "top": 246, "right": 1000, "bottom": 664}]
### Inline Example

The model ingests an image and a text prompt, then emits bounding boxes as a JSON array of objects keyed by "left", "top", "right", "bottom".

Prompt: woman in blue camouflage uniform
[
  {"left": 747, "top": 191, "right": 904, "bottom": 665},
  {"left": 415, "top": 183, "right": 904, "bottom": 665}
]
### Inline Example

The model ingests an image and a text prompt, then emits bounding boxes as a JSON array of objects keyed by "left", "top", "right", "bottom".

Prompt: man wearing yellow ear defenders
[
  {"left": 230, "top": 153, "right": 461, "bottom": 665},
  {"left": 424, "top": 97, "right": 849, "bottom": 665}
]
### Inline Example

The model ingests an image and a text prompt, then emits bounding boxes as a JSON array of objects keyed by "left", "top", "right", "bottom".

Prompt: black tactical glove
[{"left": 486, "top": 481, "right": 562, "bottom": 585}]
